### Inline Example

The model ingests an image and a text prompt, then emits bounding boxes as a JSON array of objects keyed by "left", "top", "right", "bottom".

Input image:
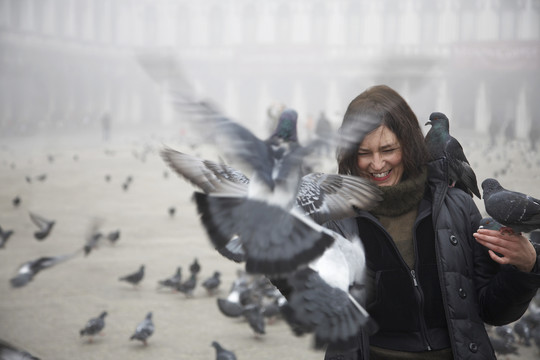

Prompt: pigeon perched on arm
[
  {"left": 482, "top": 178, "right": 540, "bottom": 234},
  {"left": 130, "top": 312, "right": 154, "bottom": 346},
  {"left": 211, "top": 341, "right": 237, "bottom": 360},
  {"left": 425, "top": 112, "right": 481, "bottom": 199},
  {"left": 80, "top": 311, "right": 107, "bottom": 342},
  {"left": 119, "top": 265, "right": 145, "bottom": 287},
  {"left": 28, "top": 211, "right": 55, "bottom": 240}
]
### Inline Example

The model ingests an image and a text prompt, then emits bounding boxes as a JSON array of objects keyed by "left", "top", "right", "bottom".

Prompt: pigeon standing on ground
[
  {"left": 217, "top": 271, "right": 252, "bottom": 318},
  {"left": 10, "top": 253, "right": 76, "bottom": 288},
  {"left": 189, "top": 258, "right": 201, "bottom": 276},
  {"left": 157, "top": 267, "right": 182, "bottom": 291},
  {"left": 80, "top": 311, "right": 107, "bottom": 342},
  {"left": 202, "top": 271, "right": 221, "bottom": 295},
  {"left": 425, "top": 112, "right": 481, "bottom": 199},
  {"left": 168, "top": 206, "right": 176, "bottom": 218},
  {"left": 489, "top": 336, "right": 519, "bottom": 356},
  {"left": 29, "top": 212, "right": 55, "bottom": 240},
  {"left": 513, "top": 318, "right": 532, "bottom": 346},
  {"left": 242, "top": 303, "right": 265, "bottom": 337},
  {"left": 12, "top": 196, "right": 21, "bottom": 207},
  {"left": 177, "top": 273, "right": 197, "bottom": 297},
  {"left": 130, "top": 312, "right": 154, "bottom": 346},
  {"left": 0, "top": 225, "right": 14, "bottom": 248},
  {"left": 119, "top": 265, "right": 145, "bottom": 287},
  {"left": 482, "top": 178, "right": 540, "bottom": 234},
  {"left": 106, "top": 230, "right": 120, "bottom": 245},
  {"left": 211, "top": 341, "right": 237, "bottom": 360}
]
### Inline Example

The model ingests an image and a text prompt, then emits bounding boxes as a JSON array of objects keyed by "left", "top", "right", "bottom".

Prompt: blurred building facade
[{"left": 0, "top": 0, "right": 539, "bottom": 139}]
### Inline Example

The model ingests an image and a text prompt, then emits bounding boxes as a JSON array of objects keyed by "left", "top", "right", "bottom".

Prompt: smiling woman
[{"left": 323, "top": 84, "right": 540, "bottom": 360}]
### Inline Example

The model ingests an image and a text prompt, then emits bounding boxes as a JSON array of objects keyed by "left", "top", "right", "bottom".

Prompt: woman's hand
[{"left": 473, "top": 228, "right": 537, "bottom": 272}]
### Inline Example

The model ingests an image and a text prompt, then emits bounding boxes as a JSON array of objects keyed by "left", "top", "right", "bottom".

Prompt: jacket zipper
[
  {"left": 410, "top": 269, "right": 432, "bottom": 351},
  {"left": 360, "top": 212, "right": 433, "bottom": 351}
]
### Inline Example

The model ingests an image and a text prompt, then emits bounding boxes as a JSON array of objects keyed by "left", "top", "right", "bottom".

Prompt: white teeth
[{"left": 372, "top": 171, "right": 390, "bottom": 178}]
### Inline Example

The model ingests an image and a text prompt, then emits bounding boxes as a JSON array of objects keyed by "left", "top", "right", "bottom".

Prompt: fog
[{"left": 0, "top": 0, "right": 539, "bottom": 145}]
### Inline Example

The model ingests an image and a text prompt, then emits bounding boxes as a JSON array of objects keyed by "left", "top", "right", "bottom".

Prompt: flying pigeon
[
  {"left": 0, "top": 225, "right": 14, "bottom": 248},
  {"left": 202, "top": 271, "right": 221, "bottom": 295},
  {"left": 280, "top": 232, "right": 377, "bottom": 351},
  {"left": 425, "top": 112, "right": 481, "bottom": 199},
  {"left": 211, "top": 341, "right": 237, "bottom": 360},
  {"left": 130, "top": 312, "right": 154, "bottom": 346},
  {"left": 119, "top": 265, "right": 145, "bottom": 287},
  {"left": 0, "top": 340, "right": 40, "bottom": 360},
  {"left": 80, "top": 311, "right": 107, "bottom": 342},
  {"left": 29, "top": 211, "right": 55, "bottom": 240},
  {"left": 10, "top": 253, "right": 75, "bottom": 288},
  {"left": 157, "top": 267, "right": 182, "bottom": 291},
  {"left": 177, "top": 273, "right": 197, "bottom": 297},
  {"left": 482, "top": 178, "right": 540, "bottom": 234},
  {"left": 161, "top": 148, "right": 381, "bottom": 274}
]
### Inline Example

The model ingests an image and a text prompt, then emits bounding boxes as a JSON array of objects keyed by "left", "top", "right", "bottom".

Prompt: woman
[{"left": 324, "top": 85, "right": 540, "bottom": 359}]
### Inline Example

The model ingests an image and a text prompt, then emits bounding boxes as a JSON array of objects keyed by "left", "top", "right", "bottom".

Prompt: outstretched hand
[{"left": 473, "top": 228, "right": 537, "bottom": 272}]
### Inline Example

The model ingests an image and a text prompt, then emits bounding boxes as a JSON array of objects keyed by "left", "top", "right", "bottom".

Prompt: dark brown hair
[{"left": 337, "top": 85, "right": 428, "bottom": 180}]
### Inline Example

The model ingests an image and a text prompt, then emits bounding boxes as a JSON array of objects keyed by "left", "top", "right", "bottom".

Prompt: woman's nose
[{"left": 371, "top": 152, "right": 385, "bottom": 170}]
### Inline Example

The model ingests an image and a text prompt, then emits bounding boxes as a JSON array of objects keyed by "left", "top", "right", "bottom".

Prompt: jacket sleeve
[{"left": 472, "top": 197, "right": 540, "bottom": 325}]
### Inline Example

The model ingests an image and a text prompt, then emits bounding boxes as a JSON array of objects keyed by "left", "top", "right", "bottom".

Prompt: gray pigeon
[
  {"left": 106, "top": 230, "right": 120, "bottom": 245},
  {"left": 211, "top": 341, "right": 237, "bottom": 360},
  {"left": 10, "top": 253, "right": 75, "bottom": 288},
  {"left": 162, "top": 148, "right": 381, "bottom": 274},
  {"left": 202, "top": 271, "right": 221, "bottom": 295},
  {"left": 217, "top": 271, "right": 252, "bottom": 318},
  {"left": 157, "top": 267, "right": 182, "bottom": 291},
  {"left": 29, "top": 211, "right": 55, "bottom": 240},
  {"left": 177, "top": 273, "right": 197, "bottom": 297},
  {"left": 0, "top": 225, "right": 14, "bottom": 248},
  {"left": 189, "top": 258, "right": 201, "bottom": 276},
  {"left": 478, "top": 217, "right": 503, "bottom": 231},
  {"left": 242, "top": 303, "right": 265, "bottom": 337},
  {"left": 281, "top": 232, "right": 377, "bottom": 351},
  {"left": 130, "top": 312, "right": 154, "bottom": 346},
  {"left": 482, "top": 178, "right": 540, "bottom": 234},
  {"left": 119, "top": 265, "right": 145, "bottom": 287},
  {"left": 425, "top": 112, "right": 481, "bottom": 199},
  {"left": 513, "top": 318, "right": 532, "bottom": 346},
  {"left": 80, "top": 311, "right": 107, "bottom": 342}
]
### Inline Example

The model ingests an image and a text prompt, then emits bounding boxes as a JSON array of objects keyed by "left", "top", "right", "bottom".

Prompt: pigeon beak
[{"left": 425, "top": 121, "right": 432, "bottom": 126}]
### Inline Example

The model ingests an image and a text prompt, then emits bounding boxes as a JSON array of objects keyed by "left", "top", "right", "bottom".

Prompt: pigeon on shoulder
[{"left": 425, "top": 112, "right": 481, "bottom": 199}]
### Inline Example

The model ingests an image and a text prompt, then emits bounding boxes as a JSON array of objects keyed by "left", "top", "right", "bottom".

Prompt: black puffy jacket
[{"left": 324, "top": 158, "right": 540, "bottom": 360}]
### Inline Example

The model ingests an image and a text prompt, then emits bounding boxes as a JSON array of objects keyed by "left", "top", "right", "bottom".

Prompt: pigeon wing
[{"left": 295, "top": 173, "right": 382, "bottom": 224}]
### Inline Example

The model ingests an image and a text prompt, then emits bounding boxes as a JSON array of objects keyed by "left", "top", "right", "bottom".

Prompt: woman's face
[{"left": 357, "top": 125, "right": 404, "bottom": 186}]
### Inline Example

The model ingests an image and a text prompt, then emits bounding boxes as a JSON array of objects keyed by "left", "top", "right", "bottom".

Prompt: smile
[{"left": 371, "top": 170, "right": 391, "bottom": 181}]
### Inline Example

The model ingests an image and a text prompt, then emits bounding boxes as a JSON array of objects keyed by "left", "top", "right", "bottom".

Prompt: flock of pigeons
[
  {"left": 2, "top": 96, "right": 540, "bottom": 359},
  {"left": 158, "top": 100, "right": 540, "bottom": 357}
]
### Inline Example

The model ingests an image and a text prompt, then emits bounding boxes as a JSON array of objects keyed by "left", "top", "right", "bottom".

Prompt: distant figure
[
  {"left": 101, "top": 112, "right": 111, "bottom": 141},
  {"left": 266, "top": 102, "right": 285, "bottom": 134},
  {"left": 315, "top": 111, "right": 333, "bottom": 155}
]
